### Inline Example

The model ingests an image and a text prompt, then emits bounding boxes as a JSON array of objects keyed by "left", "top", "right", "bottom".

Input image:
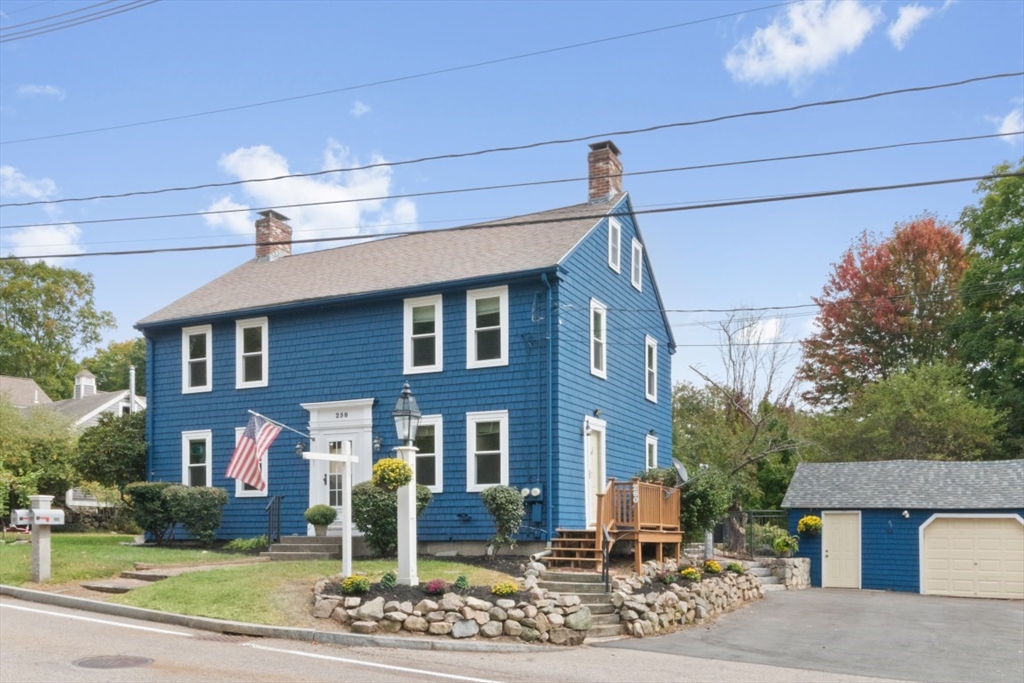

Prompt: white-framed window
[
  {"left": 181, "top": 325, "right": 212, "bottom": 393},
  {"left": 646, "top": 434, "right": 658, "bottom": 471},
  {"left": 404, "top": 295, "right": 443, "bottom": 374},
  {"left": 645, "top": 335, "right": 658, "bottom": 402},
  {"left": 607, "top": 218, "right": 621, "bottom": 272},
  {"left": 466, "top": 286, "right": 509, "bottom": 369},
  {"left": 631, "top": 239, "right": 643, "bottom": 291},
  {"left": 414, "top": 415, "right": 443, "bottom": 493},
  {"left": 234, "top": 426, "right": 268, "bottom": 498},
  {"left": 590, "top": 299, "right": 607, "bottom": 379},
  {"left": 182, "top": 429, "right": 212, "bottom": 487},
  {"left": 235, "top": 317, "right": 268, "bottom": 389},
  {"left": 466, "top": 410, "right": 508, "bottom": 492}
]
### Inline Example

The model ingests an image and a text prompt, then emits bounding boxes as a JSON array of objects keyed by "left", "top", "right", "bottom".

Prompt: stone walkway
[{"left": 78, "top": 557, "right": 269, "bottom": 594}]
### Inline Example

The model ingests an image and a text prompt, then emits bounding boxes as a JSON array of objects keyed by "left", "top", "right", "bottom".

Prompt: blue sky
[{"left": 1, "top": 0, "right": 1021, "bottom": 392}]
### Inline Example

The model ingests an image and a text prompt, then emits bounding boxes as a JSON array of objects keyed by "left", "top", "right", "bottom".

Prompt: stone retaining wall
[
  {"left": 759, "top": 557, "right": 810, "bottom": 590},
  {"left": 610, "top": 560, "right": 764, "bottom": 638}
]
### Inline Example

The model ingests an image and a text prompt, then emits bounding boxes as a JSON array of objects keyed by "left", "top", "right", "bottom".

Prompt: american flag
[{"left": 226, "top": 414, "right": 281, "bottom": 491}]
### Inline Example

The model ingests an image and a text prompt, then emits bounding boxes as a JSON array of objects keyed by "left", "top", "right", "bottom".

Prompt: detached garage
[{"left": 782, "top": 460, "right": 1024, "bottom": 599}]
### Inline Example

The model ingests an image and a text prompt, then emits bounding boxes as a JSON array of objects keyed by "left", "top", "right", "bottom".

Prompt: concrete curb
[{"left": 0, "top": 585, "right": 538, "bottom": 652}]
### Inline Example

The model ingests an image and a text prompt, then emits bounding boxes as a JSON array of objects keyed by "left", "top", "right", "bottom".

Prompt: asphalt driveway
[{"left": 596, "top": 588, "right": 1024, "bottom": 683}]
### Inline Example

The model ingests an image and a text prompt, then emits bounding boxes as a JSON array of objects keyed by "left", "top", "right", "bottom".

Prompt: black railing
[
  {"left": 601, "top": 524, "right": 611, "bottom": 592},
  {"left": 721, "top": 509, "right": 789, "bottom": 557},
  {"left": 266, "top": 495, "right": 284, "bottom": 543}
]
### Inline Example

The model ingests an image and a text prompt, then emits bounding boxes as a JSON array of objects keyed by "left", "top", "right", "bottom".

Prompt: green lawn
[{"left": 0, "top": 533, "right": 261, "bottom": 586}]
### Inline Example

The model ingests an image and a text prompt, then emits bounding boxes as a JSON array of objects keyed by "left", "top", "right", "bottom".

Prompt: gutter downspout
[
  {"left": 129, "top": 365, "right": 137, "bottom": 414},
  {"left": 541, "top": 273, "right": 554, "bottom": 546}
]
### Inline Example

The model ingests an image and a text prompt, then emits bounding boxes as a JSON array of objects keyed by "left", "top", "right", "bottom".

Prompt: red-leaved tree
[{"left": 799, "top": 216, "right": 969, "bottom": 407}]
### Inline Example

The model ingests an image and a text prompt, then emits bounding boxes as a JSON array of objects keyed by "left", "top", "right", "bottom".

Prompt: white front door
[
  {"left": 823, "top": 511, "right": 861, "bottom": 588},
  {"left": 583, "top": 417, "right": 606, "bottom": 528},
  {"left": 302, "top": 398, "right": 375, "bottom": 536}
]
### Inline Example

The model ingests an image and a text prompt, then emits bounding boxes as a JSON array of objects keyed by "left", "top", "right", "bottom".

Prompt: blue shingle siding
[
  {"left": 789, "top": 507, "right": 1024, "bottom": 592},
  {"left": 142, "top": 195, "right": 674, "bottom": 543}
]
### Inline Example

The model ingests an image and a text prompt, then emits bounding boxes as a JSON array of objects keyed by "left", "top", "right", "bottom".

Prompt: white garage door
[{"left": 922, "top": 516, "right": 1024, "bottom": 599}]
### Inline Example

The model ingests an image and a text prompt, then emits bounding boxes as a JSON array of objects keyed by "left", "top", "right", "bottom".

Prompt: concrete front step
[
  {"left": 540, "top": 571, "right": 605, "bottom": 583},
  {"left": 587, "top": 624, "right": 625, "bottom": 639},
  {"left": 261, "top": 551, "right": 340, "bottom": 561},
  {"left": 277, "top": 535, "right": 343, "bottom": 545},
  {"left": 537, "top": 580, "right": 609, "bottom": 594},
  {"left": 761, "top": 583, "right": 787, "bottom": 592},
  {"left": 268, "top": 542, "right": 342, "bottom": 553}
]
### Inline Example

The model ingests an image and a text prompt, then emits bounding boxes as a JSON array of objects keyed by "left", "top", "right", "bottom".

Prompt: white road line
[
  {"left": 0, "top": 602, "right": 194, "bottom": 637},
  {"left": 244, "top": 643, "right": 505, "bottom": 683}
]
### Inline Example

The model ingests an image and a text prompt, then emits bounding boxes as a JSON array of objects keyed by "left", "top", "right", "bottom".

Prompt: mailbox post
[{"left": 27, "top": 495, "right": 64, "bottom": 582}]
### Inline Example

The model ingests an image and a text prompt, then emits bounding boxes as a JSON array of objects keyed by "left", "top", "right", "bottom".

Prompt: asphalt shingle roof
[
  {"left": 137, "top": 195, "right": 625, "bottom": 327},
  {"left": 0, "top": 376, "right": 52, "bottom": 407},
  {"left": 782, "top": 460, "right": 1024, "bottom": 509}
]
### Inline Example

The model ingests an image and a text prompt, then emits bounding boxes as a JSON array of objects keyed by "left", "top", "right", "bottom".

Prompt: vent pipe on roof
[
  {"left": 587, "top": 140, "right": 622, "bottom": 202},
  {"left": 129, "top": 365, "right": 136, "bottom": 414},
  {"left": 255, "top": 210, "right": 292, "bottom": 261}
]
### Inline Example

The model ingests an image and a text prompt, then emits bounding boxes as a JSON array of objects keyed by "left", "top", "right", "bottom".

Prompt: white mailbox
[
  {"left": 30, "top": 509, "right": 64, "bottom": 526},
  {"left": 11, "top": 509, "right": 32, "bottom": 526}
]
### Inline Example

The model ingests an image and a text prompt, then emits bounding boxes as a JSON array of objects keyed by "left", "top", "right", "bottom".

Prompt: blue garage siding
[{"left": 789, "top": 507, "right": 1024, "bottom": 592}]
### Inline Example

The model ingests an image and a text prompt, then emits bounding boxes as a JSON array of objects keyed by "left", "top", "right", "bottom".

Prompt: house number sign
[{"left": 335, "top": 411, "right": 349, "bottom": 419}]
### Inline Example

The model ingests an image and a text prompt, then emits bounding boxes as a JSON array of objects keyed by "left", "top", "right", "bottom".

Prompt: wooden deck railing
[{"left": 595, "top": 477, "right": 680, "bottom": 554}]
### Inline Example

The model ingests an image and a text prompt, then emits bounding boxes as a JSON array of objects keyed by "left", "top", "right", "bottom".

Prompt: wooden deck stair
[{"left": 547, "top": 529, "right": 603, "bottom": 570}]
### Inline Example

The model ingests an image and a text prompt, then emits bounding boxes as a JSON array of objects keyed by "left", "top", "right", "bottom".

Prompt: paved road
[
  {"left": 598, "top": 588, "right": 1024, "bottom": 683},
  {"left": 0, "top": 596, "right": 900, "bottom": 683}
]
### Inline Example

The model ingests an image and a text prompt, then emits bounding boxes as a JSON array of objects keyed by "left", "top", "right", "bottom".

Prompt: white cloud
[
  {"left": 725, "top": 0, "right": 882, "bottom": 87},
  {"left": 350, "top": 100, "right": 371, "bottom": 118},
  {"left": 990, "top": 101, "right": 1023, "bottom": 146},
  {"left": 0, "top": 165, "right": 57, "bottom": 200},
  {"left": 203, "top": 196, "right": 253, "bottom": 235},
  {"left": 205, "top": 139, "right": 417, "bottom": 248},
  {"left": 5, "top": 223, "right": 83, "bottom": 264},
  {"left": 739, "top": 317, "right": 783, "bottom": 345},
  {"left": 17, "top": 84, "right": 66, "bottom": 101},
  {"left": 888, "top": 5, "right": 934, "bottom": 50}
]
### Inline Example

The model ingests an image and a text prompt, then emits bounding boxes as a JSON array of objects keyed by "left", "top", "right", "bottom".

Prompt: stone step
[
  {"left": 587, "top": 623, "right": 625, "bottom": 639},
  {"left": 277, "top": 535, "right": 343, "bottom": 546},
  {"left": 540, "top": 571, "right": 605, "bottom": 583},
  {"left": 537, "top": 581, "right": 609, "bottom": 594},
  {"left": 761, "top": 583, "right": 787, "bottom": 592},
  {"left": 268, "top": 542, "right": 342, "bottom": 553},
  {"left": 589, "top": 613, "right": 621, "bottom": 626},
  {"left": 81, "top": 578, "right": 154, "bottom": 594},
  {"left": 747, "top": 567, "right": 772, "bottom": 577},
  {"left": 120, "top": 570, "right": 171, "bottom": 582},
  {"left": 580, "top": 603, "right": 616, "bottom": 616},
  {"left": 260, "top": 551, "right": 340, "bottom": 561}
]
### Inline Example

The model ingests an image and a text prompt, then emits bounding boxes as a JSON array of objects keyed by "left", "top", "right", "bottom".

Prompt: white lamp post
[{"left": 392, "top": 382, "right": 421, "bottom": 586}]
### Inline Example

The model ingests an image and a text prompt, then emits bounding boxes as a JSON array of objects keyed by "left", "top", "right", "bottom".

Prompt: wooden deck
[{"left": 547, "top": 478, "right": 683, "bottom": 574}]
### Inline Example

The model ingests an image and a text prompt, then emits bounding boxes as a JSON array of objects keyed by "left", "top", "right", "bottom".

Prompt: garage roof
[{"left": 782, "top": 460, "right": 1024, "bottom": 509}]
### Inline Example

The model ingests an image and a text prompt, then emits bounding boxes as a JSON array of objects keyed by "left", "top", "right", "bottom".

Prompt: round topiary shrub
[
  {"left": 371, "top": 458, "right": 413, "bottom": 492},
  {"left": 479, "top": 485, "right": 525, "bottom": 555},
  {"left": 304, "top": 504, "right": 337, "bottom": 527}
]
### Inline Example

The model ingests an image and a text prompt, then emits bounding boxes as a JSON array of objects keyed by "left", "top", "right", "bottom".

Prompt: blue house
[
  {"left": 782, "top": 460, "right": 1024, "bottom": 599},
  {"left": 136, "top": 141, "right": 676, "bottom": 556}
]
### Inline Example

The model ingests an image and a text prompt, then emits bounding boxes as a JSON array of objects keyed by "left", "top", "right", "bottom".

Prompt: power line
[
  {"left": 4, "top": 130, "right": 1018, "bottom": 230},
  {"left": 3, "top": 71, "right": 1021, "bottom": 206},
  {"left": 0, "top": 0, "right": 116, "bottom": 31},
  {"left": 0, "top": 2, "right": 57, "bottom": 18},
  {"left": 4, "top": 171, "right": 1019, "bottom": 261},
  {"left": 0, "top": 2, "right": 796, "bottom": 145},
  {"left": 0, "top": 0, "right": 158, "bottom": 43}
]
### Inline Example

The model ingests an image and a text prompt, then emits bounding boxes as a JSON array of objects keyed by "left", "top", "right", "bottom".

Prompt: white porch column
[
  {"left": 395, "top": 445, "right": 419, "bottom": 586},
  {"left": 341, "top": 441, "right": 354, "bottom": 579}
]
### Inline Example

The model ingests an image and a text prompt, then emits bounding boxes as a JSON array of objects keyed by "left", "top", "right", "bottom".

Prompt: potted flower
[
  {"left": 304, "top": 504, "right": 337, "bottom": 536},
  {"left": 797, "top": 515, "right": 823, "bottom": 536},
  {"left": 773, "top": 534, "right": 800, "bottom": 557},
  {"left": 371, "top": 458, "right": 413, "bottom": 492}
]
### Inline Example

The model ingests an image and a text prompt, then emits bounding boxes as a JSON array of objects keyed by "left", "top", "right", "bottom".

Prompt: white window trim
[
  {"left": 235, "top": 317, "right": 269, "bottom": 389},
  {"left": 234, "top": 426, "right": 268, "bottom": 498},
  {"left": 404, "top": 295, "right": 443, "bottom": 374},
  {"left": 645, "top": 434, "right": 658, "bottom": 471},
  {"left": 466, "top": 286, "right": 509, "bottom": 369},
  {"left": 607, "top": 218, "right": 621, "bottom": 273},
  {"left": 590, "top": 299, "right": 608, "bottom": 379},
  {"left": 645, "top": 335, "right": 658, "bottom": 402},
  {"left": 415, "top": 414, "right": 443, "bottom": 494},
  {"left": 466, "top": 410, "right": 509, "bottom": 493},
  {"left": 631, "top": 239, "right": 643, "bottom": 291},
  {"left": 181, "top": 429, "right": 212, "bottom": 487},
  {"left": 181, "top": 324, "right": 212, "bottom": 394}
]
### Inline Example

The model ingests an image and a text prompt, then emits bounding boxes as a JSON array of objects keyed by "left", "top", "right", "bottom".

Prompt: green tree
[
  {"left": 811, "top": 362, "right": 1005, "bottom": 462},
  {"left": 953, "top": 160, "right": 1024, "bottom": 455},
  {"left": 0, "top": 397, "right": 78, "bottom": 516},
  {"left": 75, "top": 410, "right": 147, "bottom": 497},
  {"left": 82, "top": 338, "right": 146, "bottom": 396},
  {"left": 677, "top": 468, "right": 731, "bottom": 540},
  {"left": 0, "top": 261, "right": 115, "bottom": 398}
]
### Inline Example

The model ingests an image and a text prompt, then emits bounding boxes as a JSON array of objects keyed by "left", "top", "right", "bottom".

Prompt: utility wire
[
  {"left": 0, "top": 2, "right": 796, "bottom": 145},
  {"left": 0, "top": 0, "right": 115, "bottom": 31},
  {"left": 0, "top": 2, "right": 57, "bottom": 18},
  {"left": 0, "top": 0, "right": 158, "bottom": 43},
  {"left": 4, "top": 171, "right": 1019, "bottom": 261},
  {"left": 5, "top": 71, "right": 1020, "bottom": 205},
  {"left": 4, "top": 130, "right": 1018, "bottom": 229}
]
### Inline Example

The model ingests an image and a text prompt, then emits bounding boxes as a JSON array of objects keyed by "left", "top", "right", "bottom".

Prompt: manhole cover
[{"left": 73, "top": 655, "right": 154, "bottom": 669}]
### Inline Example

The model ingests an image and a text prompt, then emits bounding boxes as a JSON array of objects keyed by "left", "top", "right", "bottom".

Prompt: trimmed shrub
[
  {"left": 453, "top": 575, "right": 471, "bottom": 593},
  {"left": 379, "top": 570, "right": 397, "bottom": 590},
  {"left": 163, "top": 485, "right": 228, "bottom": 546},
  {"left": 304, "top": 504, "right": 337, "bottom": 527},
  {"left": 479, "top": 485, "right": 525, "bottom": 555},
  {"left": 124, "top": 481, "right": 175, "bottom": 544},
  {"left": 341, "top": 575, "right": 370, "bottom": 595},
  {"left": 350, "top": 481, "right": 432, "bottom": 557},
  {"left": 371, "top": 458, "right": 413, "bottom": 492}
]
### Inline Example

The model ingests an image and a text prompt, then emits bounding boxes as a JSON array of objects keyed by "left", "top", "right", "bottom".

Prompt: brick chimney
[
  {"left": 255, "top": 210, "right": 292, "bottom": 261},
  {"left": 587, "top": 140, "right": 623, "bottom": 202}
]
